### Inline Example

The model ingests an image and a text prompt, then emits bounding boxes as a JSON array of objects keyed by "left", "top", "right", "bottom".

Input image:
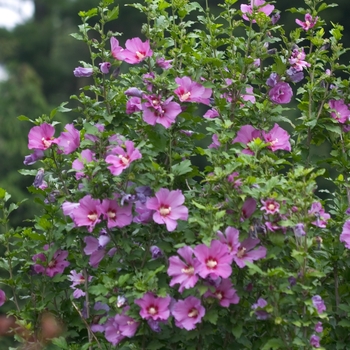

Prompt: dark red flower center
[
  {"left": 206, "top": 257, "right": 217, "bottom": 269},
  {"left": 148, "top": 305, "right": 158, "bottom": 315},
  {"left": 237, "top": 247, "right": 246, "bottom": 258},
  {"left": 87, "top": 212, "right": 98, "bottom": 222},
  {"left": 188, "top": 308, "right": 198, "bottom": 318},
  {"left": 181, "top": 265, "right": 194, "bottom": 275},
  {"left": 159, "top": 205, "right": 171, "bottom": 216}
]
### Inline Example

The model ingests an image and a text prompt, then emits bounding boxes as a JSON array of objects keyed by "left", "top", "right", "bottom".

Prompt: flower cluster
[
  {"left": 233, "top": 123, "right": 291, "bottom": 154},
  {"left": 12, "top": 0, "right": 350, "bottom": 349}
]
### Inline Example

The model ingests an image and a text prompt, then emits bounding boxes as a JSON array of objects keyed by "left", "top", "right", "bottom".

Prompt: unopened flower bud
[
  {"left": 99, "top": 62, "right": 111, "bottom": 74},
  {"left": 294, "top": 223, "right": 306, "bottom": 237},
  {"left": 150, "top": 246, "right": 163, "bottom": 259},
  {"left": 147, "top": 319, "right": 161, "bottom": 333},
  {"left": 271, "top": 12, "right": 280, "bottom": 25},
  {"left": 117, "top": 295, "right": 126, "bottom": 308},
  {"left": 33, "top": 168, "right": 45, "bottom": 188}
]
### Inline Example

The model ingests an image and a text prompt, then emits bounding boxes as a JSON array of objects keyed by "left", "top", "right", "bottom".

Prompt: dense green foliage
[{"left": 2, "top": 0, "right": 350, "bottom": 349}]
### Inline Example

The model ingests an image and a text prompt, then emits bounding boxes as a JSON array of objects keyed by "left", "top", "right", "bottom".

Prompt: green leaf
[
  {"left": 197, "top": 284, "right": 209, "bottom": 296},
  {"left": 103, "top": 0, "right": 114, "bottom": 5},
  {"left": 232, "top": 323, "right": 243, "bottom": 339},
  {"left": 89, "top": 284, "right": 109, "bottom": 296},
  {"left": 57, "top": 102, "right": 72, "bottom": 113},
  {"left": 8, "top": 203, "right": 18, "bottom": 215},
  {"left": 318, "top": 2, "right": 338, "bottom": 12},
  {"left": 268, "top": 232, "right": 285, "bottom": 247},
  {"left": 203, "top": 308, "right": 218, "bottom": 325},
  {"left": 171, "top": 160, "right": 192, "bottom": 176},
  {"left": 118, "top": 274, "right": 131, "bottom": 287},
  {"left": 147, "top": 340, "right": 164, "bottom": 350},
  {"left": 158, "top": 0, "right": 171, "bottom": 10},
  {"left": 245, "top": 261, "right": 266, "bottom": 276},
  {"left": 17, "top": 115, "right": 32, "bottom": 122},
  {"left": 79, "top": 8, "right": 98, "bottom": 18},
  {"left": 338, "top": 319, "right": 350, "bottom": 327},
  {"left": 324, "top": 124, "right": 341, "bottom": 134},
  {"left": 0, "top": 188, "right": 7, "bottom": 200},
  {"left": 51, "top": 337, "right": 68, "bottom": 349},
  {"left": 192, "top": 200, "right": 206, "bottom": 210},
  {"left": 106, "top": 6, "right": 119, "bottom": 22},
  {"left": 70, "top": 32, "right": 84, "bottom": 41},
  {"left": 18, "top": 169, "right": 37, "bottom": 176},
  {"left": 261, "top": 338, "right": 285, "bottom": 350}
]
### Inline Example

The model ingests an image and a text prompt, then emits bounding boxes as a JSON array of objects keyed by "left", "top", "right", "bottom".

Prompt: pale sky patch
[
  {"left": 0, "top": 0, "right": 34, "bottom": 80},
  {"left": 0, "top": 0, "right": 34, "bottom": 30}
]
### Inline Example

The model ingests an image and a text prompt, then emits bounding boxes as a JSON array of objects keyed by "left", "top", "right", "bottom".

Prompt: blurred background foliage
[{"left": 0, "top": 0, "right": 348, "bottom": 347}]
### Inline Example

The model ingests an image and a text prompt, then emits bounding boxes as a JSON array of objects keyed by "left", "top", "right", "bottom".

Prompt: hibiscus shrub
[{"left": 2, "top": 0, "right": 350, "bottom": 349}]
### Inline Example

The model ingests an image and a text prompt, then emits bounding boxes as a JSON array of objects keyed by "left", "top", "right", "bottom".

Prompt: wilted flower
[
  {"left": 99, "top": 62, "right": 111, "bottom": 74},
  {"left": 147, "top": 319, "right": 162, "bottom": 332},
  {"left": 24, "top": 149, "right": 45, "bottom": 165},
  {"left": 73, "top": 67, "right": 93, "bottom": 77},
  {"left": 294, "top": 223, "right": 306, "bottom": 237},
  {"left": 150, "top": 246, "right": 163, "bottom": 259},
  {"left": 117, "top": 296, "right": 127, "bottom": 308},
  {"left": 33, "top": 168, "right": 45, "bottom": 188},
  {"left": 125, "top": 87, "right": 143, "bottom": 97},
  {"left": 156, "top": 57, "right": 173, "bottom": 69}
]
